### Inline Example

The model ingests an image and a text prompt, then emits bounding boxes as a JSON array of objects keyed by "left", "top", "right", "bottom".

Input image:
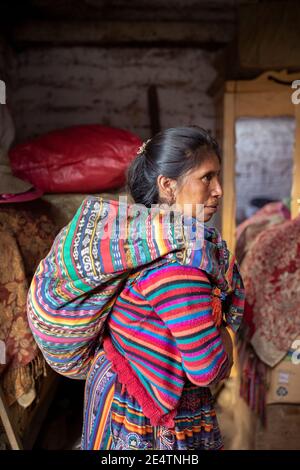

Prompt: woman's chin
[{"left": 204, "top": 209, "right": 217, "bottom": 222}]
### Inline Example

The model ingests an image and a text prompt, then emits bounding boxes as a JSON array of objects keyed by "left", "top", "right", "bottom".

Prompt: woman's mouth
[{"left": 205, "top": 205, "right": 218, "bottom": 212}]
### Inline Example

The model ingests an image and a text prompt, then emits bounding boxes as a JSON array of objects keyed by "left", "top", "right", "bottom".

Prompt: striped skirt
[{"left": 81, "top": 349, "right": 224, "bottom": 450}]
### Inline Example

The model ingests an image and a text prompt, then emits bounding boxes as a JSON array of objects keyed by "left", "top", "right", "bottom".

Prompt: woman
[{"left": 28, "top": 126, "right": 244, "bottom": 450}]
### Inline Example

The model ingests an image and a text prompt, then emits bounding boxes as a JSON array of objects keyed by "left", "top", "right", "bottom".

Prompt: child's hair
[{"left": 126, "top": 126, "right": 221, "bottom": 207}]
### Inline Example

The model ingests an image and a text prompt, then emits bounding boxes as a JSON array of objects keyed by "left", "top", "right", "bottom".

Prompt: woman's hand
[{"left": 219, "top": 325, "right": 234, "bottom": 378}]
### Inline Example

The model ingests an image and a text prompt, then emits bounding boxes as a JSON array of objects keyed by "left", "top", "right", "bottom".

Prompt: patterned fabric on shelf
[{"left": 0, "top": 201, "right": 57, "bottom": 406}]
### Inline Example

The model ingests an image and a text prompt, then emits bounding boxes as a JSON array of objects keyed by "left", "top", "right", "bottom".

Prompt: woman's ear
[{"left": 157, "top": 175, "right": 177, "bottom": 204}]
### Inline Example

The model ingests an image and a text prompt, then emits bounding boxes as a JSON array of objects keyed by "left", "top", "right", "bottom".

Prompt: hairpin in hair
[{"left": 137, "top": 138, "right": 151, "bottom": 155}]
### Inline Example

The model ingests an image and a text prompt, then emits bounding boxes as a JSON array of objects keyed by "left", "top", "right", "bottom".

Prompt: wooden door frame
[{"left": 221, "top": 70, "right": 300, "bottom": 252}]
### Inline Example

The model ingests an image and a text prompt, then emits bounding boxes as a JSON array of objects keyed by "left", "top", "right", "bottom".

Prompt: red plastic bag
[{"left": 9, "top": 125, "right": 142, "bottom": 193}]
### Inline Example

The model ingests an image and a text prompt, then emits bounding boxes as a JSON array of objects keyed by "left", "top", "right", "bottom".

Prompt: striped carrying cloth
[{"left": 27, "top": 196, "right": 244, "bottom": 381}]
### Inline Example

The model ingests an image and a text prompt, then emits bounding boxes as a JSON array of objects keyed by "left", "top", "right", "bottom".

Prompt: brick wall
[{"left": 11, "top": 47, "right": 218, "bottom": 142}]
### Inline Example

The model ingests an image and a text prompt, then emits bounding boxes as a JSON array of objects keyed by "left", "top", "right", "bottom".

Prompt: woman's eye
[{"left": 202, "top": 175, "right": 212, "bottom": 183}]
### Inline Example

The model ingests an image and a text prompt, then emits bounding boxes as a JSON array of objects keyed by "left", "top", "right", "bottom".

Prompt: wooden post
[
  {"left": 221, "top": 91, "right": 236, "bottom": 253},
  {"left": 291, "top": 104, "right": 300, "bottom": 219},
  {"left": 0, "top": 385, "right": 22, "bottom": 450}
]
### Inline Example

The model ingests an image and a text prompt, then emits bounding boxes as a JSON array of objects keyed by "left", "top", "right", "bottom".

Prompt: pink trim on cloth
[
  {"left": 0, "top": 188, "right": 43, "bottom": 204},
  {"left": 103, "top": 335, "right": 177, "bottom": 428}
]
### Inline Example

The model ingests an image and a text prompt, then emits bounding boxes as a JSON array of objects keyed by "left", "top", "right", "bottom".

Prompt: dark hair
[{"left": 126, "top": 126, "right": 221, "bottom": 207}]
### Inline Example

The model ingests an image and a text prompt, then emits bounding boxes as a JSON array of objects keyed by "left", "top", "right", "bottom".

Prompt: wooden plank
[
  {"left": 291, "top": 104, "right": 300, "bottom": 219},
  {"left": 0, "top": 385, "right": 23, "bottom": 450},
  {"left": 235, "top": 92, "right": 294, "bottom": 118},
  {"left": 225, "top": 71, "right": 300, "bottom": 94},
  {"left": 221, "top": 92, "right": 236, "bottom": 253},
  {"left": 12, "top": 20, "right": 234, "bottom": 46},
  {"left": 238, "top": 3, "right": 300, "bottom": 71}
]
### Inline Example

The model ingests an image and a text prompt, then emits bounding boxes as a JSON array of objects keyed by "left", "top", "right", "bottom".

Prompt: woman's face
[{"left": 172, "top": 153, "right": 223, "bottom": 222}]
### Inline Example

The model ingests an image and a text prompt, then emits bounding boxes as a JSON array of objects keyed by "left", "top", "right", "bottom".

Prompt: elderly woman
[{"left": 28, "top": 126, "right": 244, "bottom": 450}]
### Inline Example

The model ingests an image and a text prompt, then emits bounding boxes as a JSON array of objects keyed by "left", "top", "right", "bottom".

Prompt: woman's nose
[{"left": 211, "top": 178, "right": 223, "bottom": 198}]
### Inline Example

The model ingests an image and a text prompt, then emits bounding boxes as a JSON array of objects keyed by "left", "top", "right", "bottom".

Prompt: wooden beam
[
  {"left": 0, "top": 385, "right": 23, "bottom": 450},
  {"left": 12, "top": 20, "right": 234, "bottom": 46},
  {"left": 225, "top": 71, "right": 300, "bottom": 94}
]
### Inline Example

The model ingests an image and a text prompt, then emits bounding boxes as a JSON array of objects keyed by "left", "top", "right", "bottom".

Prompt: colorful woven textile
[
  {"left": 81, "top": 349, "right": 224, "bottom": 450},
  {"left": 240, "top": 215, "right": 300, "bottom": 367},
  {"left": 27, "top": 196, "right": 244, "bottom": 381},
  {"left": 103, "top": 259, "right": 232, "bottom": 427}
]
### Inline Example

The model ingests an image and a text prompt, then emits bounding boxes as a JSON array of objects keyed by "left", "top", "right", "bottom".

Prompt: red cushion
[{"left": 9, "top": 125, "right": 142, "bottom": 193}]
